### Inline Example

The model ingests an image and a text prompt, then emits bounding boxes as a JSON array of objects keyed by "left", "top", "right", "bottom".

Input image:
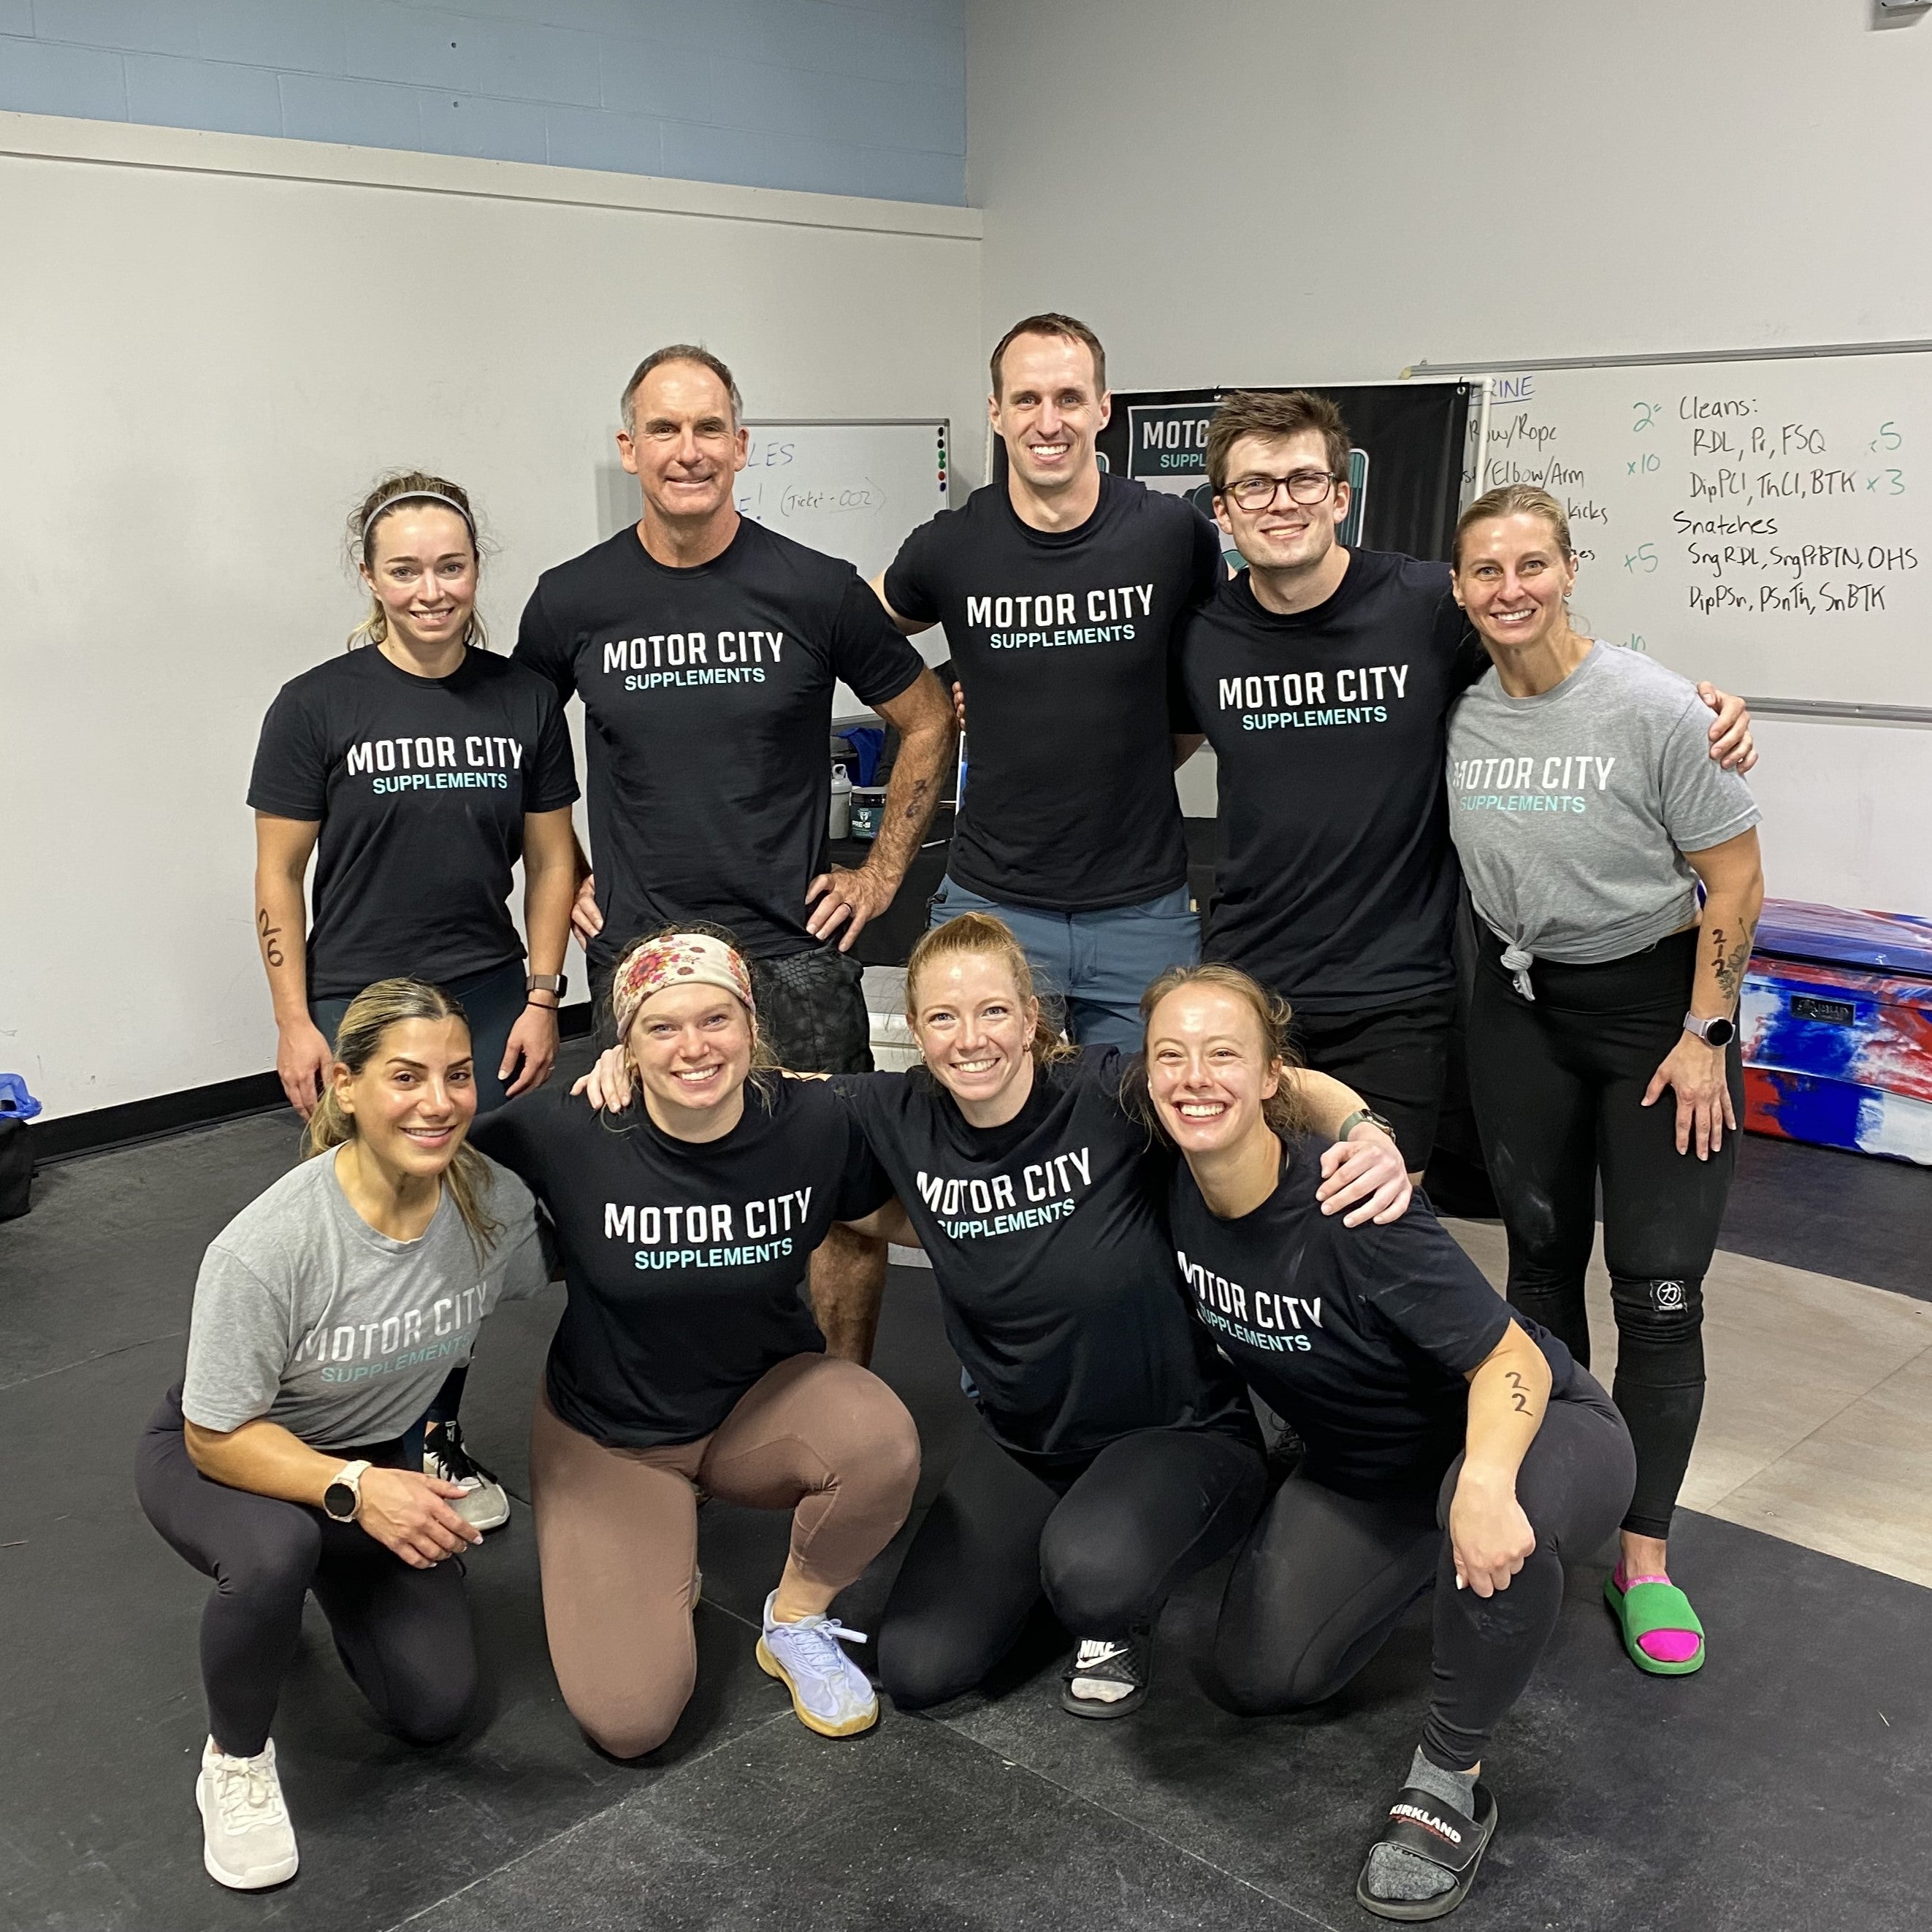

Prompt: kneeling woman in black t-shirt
[
  {"left": 469, "top": 929, "right": 919, "bottom": 1757},
  {"left": 838, "top": 915, "right": 1412, "bottom": 1719},
  {"left": 1142, "top": 964, "right": 1636, "bottom": 1923}
]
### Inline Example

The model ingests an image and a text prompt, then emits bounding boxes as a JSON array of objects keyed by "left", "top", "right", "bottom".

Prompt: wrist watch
[
  {"left": 527, "top": 972, "right": 567, "bottom": 999},
  {"left": 1337, "top": 1106, "right": 1397, "bottom": 1142},
  {"left": 1681, "top": 1011, "right": 1736, "bottom": 1047},
  {"left": 323, "top": 1459, "right": 372, "bottom": 1523}
]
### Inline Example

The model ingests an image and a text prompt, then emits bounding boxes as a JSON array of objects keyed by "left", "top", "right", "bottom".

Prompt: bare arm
[
  {"left": 1642, "top": 826, "right": 1764, "bottom": 1159},
  {"left": 868, "top": 570, "right": 934, "bottom": 637},
  {"left": 807, "top": 669, "right": 956, "bottom": 950},
  {"left": 1291, "top": 1066, "right": 1413, "bottom": 1226},
  {"left": 499, "top": 806, "right": 579, "bottom": 1098},
  {"left": 184, "top": 1416, "right": 478, "bottom": 1568},
  {"left": 253, "top": 813, "right": 331, "bottom": 1118},
  {"left": 1449, "top": 1321, "right": 1553, "bottom": 1596},
  {"left": 839, "top": 1198, "right": 919, "bottom": 1248}
]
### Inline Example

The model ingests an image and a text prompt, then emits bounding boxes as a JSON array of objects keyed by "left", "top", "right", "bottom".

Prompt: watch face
[
  {"left": 324, "top": 1481, "right": 356, "bottom": 1520},
  {"left": 1704, "top": 1017, "right": 1736, "bottom": 1047}
]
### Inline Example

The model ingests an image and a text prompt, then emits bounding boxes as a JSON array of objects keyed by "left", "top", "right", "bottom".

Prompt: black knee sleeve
[
  {"left": 1608, "top": 1276, "right": 1706, "bottom": 1538},
  {"left": 1609, "top": 1275, "right": 1706, "bottom": 1377}
]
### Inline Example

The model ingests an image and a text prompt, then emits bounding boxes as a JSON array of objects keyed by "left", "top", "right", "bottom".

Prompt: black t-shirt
[
  {"left": 1167, "top": 1139, "right": 1574, "bottom": 1497},
  {"left": 248, "top": 646, "right": 579, "bottom": 1000},
  {"left": 514, "top": 519, "right": 926, "bottom": 969},
  {"left": 836, "top": 1047, "right": 1253, "bottom": 1462},
  {"left": 1177, "top": 551, "right": 1488, "bottom": 1012},
  {"left": 470, "top": 1078, "right": 892, "bottom": 1448},
  {"left": 883, "top": 474, "right": 1221, "bottom": 912}
]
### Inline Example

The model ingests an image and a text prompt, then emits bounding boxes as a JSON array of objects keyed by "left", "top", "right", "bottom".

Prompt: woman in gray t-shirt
[
  {"left": 134, "top": 979, "right": 547, "bottom": 1893},
  {"left": 1446, "top": 484, "right": 1763, "bottom": 1684}
]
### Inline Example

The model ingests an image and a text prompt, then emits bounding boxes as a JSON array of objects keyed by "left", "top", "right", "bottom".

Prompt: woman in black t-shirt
[
  {"left": 1142, "top": 963, "right": 1635, "bottom": 1923},
  {"left": 251, "top": 471, "right": 581, "bottom": 1528},
  {"left": 835, "top": 915, "right": 1412, "bottom": 1721},
  {"left": 469, "top": 928, "right": 919, "bottom": 1757},
  {"left": 251, "top": 470, "right": 580, "bottom": 1122}
]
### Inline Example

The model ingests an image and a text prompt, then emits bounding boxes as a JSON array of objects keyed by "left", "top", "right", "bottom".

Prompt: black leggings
[
  {"left": 134, "top": 1386, "right": 477, "bottom": 1757},
  {"left": 1216, "top": 1378, "right": 1634, "bottom": 1770},
  {"left": 1466, "top": 928, "right": 1743, "bottom": 1540},
  {"left": 878, "top": 1425, "right": 1267, "bottom": 1710}
]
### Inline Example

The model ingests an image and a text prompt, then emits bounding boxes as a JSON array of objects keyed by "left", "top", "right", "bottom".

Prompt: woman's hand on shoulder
[
  {"left": 571, "top": 1045, "right": 633, "bottom": 1112},
  {"left": 354, "top": 1467, "right": 481, "bottom": 1568},
  {"left": 1316, "top": 1126, "right": 1412, "bottom": 1226}
]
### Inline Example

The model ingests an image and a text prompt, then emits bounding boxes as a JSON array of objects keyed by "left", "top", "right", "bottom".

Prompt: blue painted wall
[{"left": 0, "top": 0, "right": 966, "bottom": 204}]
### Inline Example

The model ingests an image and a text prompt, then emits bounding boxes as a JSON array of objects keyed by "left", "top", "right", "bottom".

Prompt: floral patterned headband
[{"left": 611, "top": 932, "right": 755, "bottom": 1043}]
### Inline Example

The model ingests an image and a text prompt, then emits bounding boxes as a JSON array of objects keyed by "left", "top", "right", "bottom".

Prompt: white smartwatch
[
  {"left": 1681, "top": 1012, "right": 1736, "bottom": 1048},
  {"left": 323, "top": 1459, "right": 372, "bottom": 1522}
]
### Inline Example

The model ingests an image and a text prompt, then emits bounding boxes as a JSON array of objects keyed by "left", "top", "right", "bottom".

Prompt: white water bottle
[{"left": 829, "top": 762, "right": 852, "bottom": 839}]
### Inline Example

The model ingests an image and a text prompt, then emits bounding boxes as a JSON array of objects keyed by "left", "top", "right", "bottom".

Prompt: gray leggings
[{"left": 1215, "top": 1375, "right": 1635, "bottom": 1771}]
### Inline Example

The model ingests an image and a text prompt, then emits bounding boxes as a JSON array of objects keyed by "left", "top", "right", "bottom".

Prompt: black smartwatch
[
  {"left": 323, "top": 1459, "right": 370, "bottom": 1522},
  {"left": 1681, "top": 1012, "right": 1736, "bottom": 1048}
]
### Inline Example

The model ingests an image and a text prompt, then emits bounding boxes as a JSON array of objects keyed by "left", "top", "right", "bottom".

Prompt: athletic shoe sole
[
  {"left": 755, "top": 1638, "right": 879, "bottom": 1738},
  {"left": 450, "top": 1486, "right": 511, "bottom": 1532},
  {"left": 1059, "top": 1679, "right": 1148, "bottom": 1719},
  {"left": 196, "top": 1779, "right": 299, "bottom": 1890}
]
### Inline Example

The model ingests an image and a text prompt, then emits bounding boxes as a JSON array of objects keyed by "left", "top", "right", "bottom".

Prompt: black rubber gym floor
[{"left": 1, "top": 1096, "right": 1925, "bottom": 1931}]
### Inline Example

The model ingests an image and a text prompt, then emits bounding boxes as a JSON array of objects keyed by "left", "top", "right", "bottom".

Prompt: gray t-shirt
[
  {"left": 181, "top": 1150, "right": 549, "bottom": 1452},
  {"left": 1446, "top": 642, "right": 1760, "bottom": 982}
]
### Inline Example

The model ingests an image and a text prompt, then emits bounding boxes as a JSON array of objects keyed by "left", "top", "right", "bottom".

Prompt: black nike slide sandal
[{"left": 1353, "top": 1782, "right": 1498, "bottom": 1922}]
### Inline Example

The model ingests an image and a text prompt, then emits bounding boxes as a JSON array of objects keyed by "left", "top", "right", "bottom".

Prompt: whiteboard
[
  {"left": 1435, "top": 348, "right": 1931, "bottom": 710},
  {"left": 738, "top": 419, "right": 950, "bottom": 581}
]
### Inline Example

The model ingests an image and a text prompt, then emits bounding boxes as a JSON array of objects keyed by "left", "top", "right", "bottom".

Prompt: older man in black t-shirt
[
  {"left": 515, "top": 345, "right": 953, "bottom": 1361},
  {"left": 873, "top": 315, "right": 1221, "bottom": 1050},
  {"left": 1176, "top": 389, "right": 1756, "bottom": 1177}
]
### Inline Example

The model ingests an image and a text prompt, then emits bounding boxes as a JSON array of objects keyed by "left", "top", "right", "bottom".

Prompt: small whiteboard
[{"left": 738, "top": 419, "right": 950, "bottom": 581}]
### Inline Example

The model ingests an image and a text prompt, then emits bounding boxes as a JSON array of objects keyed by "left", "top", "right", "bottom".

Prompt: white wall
[
  {"left": 0, "top": 112, "right": 982, "bottom": 1120},
  {"left": 967, "top": 0, "right": 1932, "bottom": 918}
]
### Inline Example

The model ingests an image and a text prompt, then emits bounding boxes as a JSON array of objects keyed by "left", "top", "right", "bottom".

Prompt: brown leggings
[{"left": 529, "top": 1353, "right": 920, "bottom": 1759}]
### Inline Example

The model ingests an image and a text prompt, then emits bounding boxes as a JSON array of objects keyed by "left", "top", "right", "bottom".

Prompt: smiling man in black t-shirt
[
  {"left": 515, "top": 345, "right": 953, "bottom": 1361},
  {"left": 873, "top": 314, "right": 1221, "bottom": 1050},
  {"left": 1177, "top": 390, "right": 1756, "bottom": 1176}
]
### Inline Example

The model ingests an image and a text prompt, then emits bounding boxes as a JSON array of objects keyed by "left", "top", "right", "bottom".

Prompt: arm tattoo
[
  {"left": 256, "top": 908, "right": 285, "bottom": 969},
  {"left": 1712, "top": 919, "right": 1754, "bottom": 1007},
  {"left": 1505, "top": 1369, "right": 1530, "bottom": 1416}
]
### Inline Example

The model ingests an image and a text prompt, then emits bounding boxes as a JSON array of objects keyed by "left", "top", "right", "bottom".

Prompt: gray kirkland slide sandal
[{"left": 1353, "top": 1782, "right": 1498, "bottom": 1922}]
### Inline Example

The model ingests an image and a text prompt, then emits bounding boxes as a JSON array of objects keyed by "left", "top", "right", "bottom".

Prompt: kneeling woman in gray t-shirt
[
  {"left": 1446, "top": 484, "right": 1763, "bottom": 1684},
  {"left": 135, "top": 979, "right": 549, "bottom": 1893}
]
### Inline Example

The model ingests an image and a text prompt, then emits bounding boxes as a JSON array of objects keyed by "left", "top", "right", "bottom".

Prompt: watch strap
[
  {"left": 1337, "top": 1106, "right": 1396, "bottom": 1142},
  {"left": 527, "top": 972, "right": 566, "bottom": 996}
]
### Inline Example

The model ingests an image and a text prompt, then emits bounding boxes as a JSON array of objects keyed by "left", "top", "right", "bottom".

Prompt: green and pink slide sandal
[{"left": 1605, "top": 1565, "right": 1706, "bottom": 1675}]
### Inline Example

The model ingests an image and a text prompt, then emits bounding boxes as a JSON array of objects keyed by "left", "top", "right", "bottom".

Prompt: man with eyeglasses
[
  {"left": 1175, "top": 389, "right": 1755, "bottom": 1177},
  {"left": 871, "top": 313, "right": 1221, "bottom": 1048}
]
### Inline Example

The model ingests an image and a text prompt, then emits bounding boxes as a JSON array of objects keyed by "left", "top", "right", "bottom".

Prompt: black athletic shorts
[
  {"left": 592, "top": 943, "right": 874, "bottom": 1074},
  {"left": 1288, "top": 988, "right": 1458, "bottom": 1174}
]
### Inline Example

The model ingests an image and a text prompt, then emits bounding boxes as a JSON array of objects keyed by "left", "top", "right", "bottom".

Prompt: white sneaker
[
  {"left": 755, "top": 1591, "right": 879, "bottom": 1738},
  {"left": 196, "top": 1736, "right": 299, "bottom": 1890},
  {"left": 424, "top": 1419, "right": 511, "bottom": 1532}
]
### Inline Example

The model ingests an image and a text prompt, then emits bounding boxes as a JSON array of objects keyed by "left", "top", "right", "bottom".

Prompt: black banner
[{"left": 1095, "top": 381, "right": 1473, "bottom": 562}]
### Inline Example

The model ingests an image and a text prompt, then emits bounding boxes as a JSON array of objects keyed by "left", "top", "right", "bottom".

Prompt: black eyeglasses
[{"left": 1224, "top": 470, "right": 1340, "bottom": 511}]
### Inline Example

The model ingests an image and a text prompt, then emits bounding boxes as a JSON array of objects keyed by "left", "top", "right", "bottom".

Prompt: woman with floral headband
[{"left": 466, "top": 925, "right": 920, "bottom": 1755}]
